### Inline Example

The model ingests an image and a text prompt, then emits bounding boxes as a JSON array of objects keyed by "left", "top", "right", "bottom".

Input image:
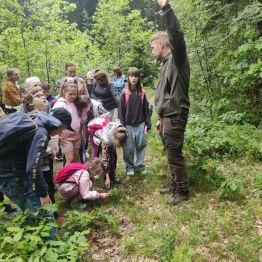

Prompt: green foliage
[
  {"left": 218, "top": 177, "right": 244, "bottom": 200},
  {"left": 254, "top": 174, "right": 262, "bottom": 196},
  {"left": 0, "top": 0, "right": 158, "bottom": 86},
  {"left": 172, "top": 245, "right": 195, "bottom": 262},
  {"left": 156, "top": 231, "right": 176, "bottom": 262},
  {"left": 62, "top": 208, "right": 120, "bottom": 235},
  {"left": 185, "top": 100, "right": 262, "bottom": 160},
  {"left": 0, "top": 206, "right": 90, "bottom": 261},
  {"left": 172, "top": 0, "right": 262, "bottom": 123},
  {"left": 88, "top": 0, "right": 158, "bottom": 84}
]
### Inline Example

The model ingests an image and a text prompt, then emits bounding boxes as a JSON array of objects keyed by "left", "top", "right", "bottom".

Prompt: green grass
[{"left": 51, "top": 104, "right": 262, "bottom": 261}]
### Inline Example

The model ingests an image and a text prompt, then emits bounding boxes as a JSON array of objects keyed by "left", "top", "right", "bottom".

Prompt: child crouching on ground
[{"left": 57, "top": 158, "right": 109, "bottom": 202}]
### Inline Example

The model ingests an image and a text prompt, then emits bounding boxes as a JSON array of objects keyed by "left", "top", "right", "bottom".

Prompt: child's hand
[
  {"left": 144, "top": 126, "right": 148, "bottom": 134},
  {"left": 40, "top": 195, "right": 52, "bottom": 207},
  {"left": 100, "top": 193, "right": 109, "bottom": 199}
]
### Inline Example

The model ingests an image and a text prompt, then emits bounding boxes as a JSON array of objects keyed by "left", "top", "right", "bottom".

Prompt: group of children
[{"left": 0, "top": 64, "right": 152, "bottom": 216}]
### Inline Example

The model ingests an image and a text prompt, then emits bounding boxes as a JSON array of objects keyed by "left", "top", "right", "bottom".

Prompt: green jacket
[{"left": 154, "top": 4, "right": 190, "bottom": 117}]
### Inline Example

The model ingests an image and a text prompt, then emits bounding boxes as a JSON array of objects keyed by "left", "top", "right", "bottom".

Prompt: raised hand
[{"left": 157, "top": 0, "right": 169, "bottom": 8}]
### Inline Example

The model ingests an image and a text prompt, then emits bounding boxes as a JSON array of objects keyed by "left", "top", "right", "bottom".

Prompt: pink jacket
[{"left": 58, "top": 169, "right": 100, "bottom": 201}]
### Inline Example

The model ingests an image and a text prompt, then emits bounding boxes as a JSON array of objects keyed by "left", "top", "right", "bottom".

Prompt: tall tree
[{"left": 86, "top": 0, "right": 158, "bottom": 84}]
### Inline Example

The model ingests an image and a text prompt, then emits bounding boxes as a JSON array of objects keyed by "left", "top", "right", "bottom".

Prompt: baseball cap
[{"left": 51, "top": 107, "right": 74, "bottom": 132}]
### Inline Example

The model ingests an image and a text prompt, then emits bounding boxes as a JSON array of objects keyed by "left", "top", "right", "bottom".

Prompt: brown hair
[
  {"left": 65, "top": 62, "right": 75, "bottom": 71},
  {"left": 41, "top": 82, "right": 50, "bottom": 91},
  {"left": 21, "top": 86, "right": 43, "bottom": 112},
  {"left": 94, "top": 71, "right": 108, "bottom": 85},
  {"left": 88, "top": 157, "right": 102, "bottom": 175},
  {"left": 111, "top": 126, "right": 128, "bottom": 147},
  {"left": 61, "top": 81, "right": 78, "bottom": 98},
  {"left": 126, "top": 67, "right": 143, "bottom": 94},
  {"left": 149, "top": 31, "right": 171, "bottom": 48},
  {"left": 75, "top": 95, "right": 92, "bottom": 116},
  {"left": 113, "top": 67, "right": 122, "bottom": 77}
]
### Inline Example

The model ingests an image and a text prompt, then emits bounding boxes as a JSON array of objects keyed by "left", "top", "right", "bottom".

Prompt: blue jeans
[
  {"left": 0, "top": 177, "right": 56, "bottom": 238},
  {"left": 0, "top": 177, "right": 41, "bottom": 213},
  {"left": 123, "top": 122, "right": 147, "bottom": 172}
]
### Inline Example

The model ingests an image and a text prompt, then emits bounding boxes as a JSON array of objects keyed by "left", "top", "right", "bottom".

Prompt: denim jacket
[{"left": 0, "top": 111, "right": 61, "bottom": 198}]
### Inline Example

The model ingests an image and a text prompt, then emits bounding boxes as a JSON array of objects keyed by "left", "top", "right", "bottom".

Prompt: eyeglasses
[{"left": 33, "top": 93, "right": 45, "bottom": 98}]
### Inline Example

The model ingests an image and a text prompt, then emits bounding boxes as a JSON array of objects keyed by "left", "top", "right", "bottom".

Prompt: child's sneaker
[{"left": 126, "top": 171, "right": 135, "bottom": 176}]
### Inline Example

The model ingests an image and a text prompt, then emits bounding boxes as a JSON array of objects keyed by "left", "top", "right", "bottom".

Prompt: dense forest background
[
  {"left": 0, "top": 1, "right": 262, "bottom": 260},
  {"left": 0, "top": 0, "right": 261, "bottom": 125}
]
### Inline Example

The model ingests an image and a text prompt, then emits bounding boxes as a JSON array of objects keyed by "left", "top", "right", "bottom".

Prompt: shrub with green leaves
[
  {"left": 0, "top": 205, "right": 90, "bottom": 261},
  {"left": 185, "top": 110, "right": 262, "bottom": 160},
  {"left": 218, "top": 178, "right": 244, "bottom": 201}
]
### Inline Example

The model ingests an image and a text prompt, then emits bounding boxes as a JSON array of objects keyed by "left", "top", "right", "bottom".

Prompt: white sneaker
[{"left": 126, "top": 171, "right": 135, "bottom": 176}]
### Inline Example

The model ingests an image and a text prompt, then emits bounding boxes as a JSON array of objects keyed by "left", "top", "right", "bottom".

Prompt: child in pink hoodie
[{"left": 58, "top": 158, "right": 109, "bottom": 202}]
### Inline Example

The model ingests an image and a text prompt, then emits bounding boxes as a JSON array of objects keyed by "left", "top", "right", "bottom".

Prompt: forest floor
[{"left": 55, "top": 108, "right": 262, "bottom": 262}]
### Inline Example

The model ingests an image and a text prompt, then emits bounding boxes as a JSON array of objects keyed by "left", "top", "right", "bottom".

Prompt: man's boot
[
  {"left": 169, "top": 182, "right": 189, "bottom": 205},
  {"left": 169, "top": 191, "right": 189, "bottom": 205}
]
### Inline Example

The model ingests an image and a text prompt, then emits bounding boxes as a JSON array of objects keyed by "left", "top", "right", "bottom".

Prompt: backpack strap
[
  {"left": 124, "top": 88, "right": 145, "bottom": 106},
  {"left": 124, "top": 89, "right": 130, "bottom": 106},
  {"left": 140, "top": 89, "right": 145, "bottom": 104}
]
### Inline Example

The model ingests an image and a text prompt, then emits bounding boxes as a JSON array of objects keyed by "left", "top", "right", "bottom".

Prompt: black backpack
[{"left": 0, "top": 112, "right": 37, "bottom": 157}]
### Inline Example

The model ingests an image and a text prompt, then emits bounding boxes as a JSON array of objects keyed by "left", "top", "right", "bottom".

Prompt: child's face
[
  {"left": 64, "top": 87, "right": 78, "bottom": 102},
  {"left": 56, "top": 87, "right": 62, "bottom": 96},
  {"left": 43, "top": 88, "right": 51, "bottom": 97},
  {"left": 32, "top": 91, "right": 48, "bottom": 111},
  {"left": 128, "top": 75, "right": 139, "bottom": 88}
]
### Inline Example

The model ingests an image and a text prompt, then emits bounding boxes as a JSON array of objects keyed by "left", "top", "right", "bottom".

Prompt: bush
[
  {"left": 185, "top": 111, "right": 262, "bottom": 160},
  {"left": 0, "top": 205, "right": 90, "bottom": 261}
]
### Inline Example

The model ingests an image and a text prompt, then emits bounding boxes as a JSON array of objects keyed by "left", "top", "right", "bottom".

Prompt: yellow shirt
[{"left": 2, "top": 80, "right": 21, "bottom": 107}]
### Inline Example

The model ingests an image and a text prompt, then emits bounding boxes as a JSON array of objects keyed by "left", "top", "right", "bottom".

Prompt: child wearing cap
[{"left": 0, "top": 77, "right": 71, "bottom": 214}]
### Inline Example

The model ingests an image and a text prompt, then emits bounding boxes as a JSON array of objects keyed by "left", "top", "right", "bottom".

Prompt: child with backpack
[
  {"left": 55, "top": 158, "right": 109, "bottom": 202},
  {"left": 118, "top": 67, "right": 151, "bottom": 176},
  {"left": 0, "top": 83, "right": 73, "bottom": 213},
  {"left": 53, "top": 78, "right": 84, "bottom": 165},
  {"left": 76, "top": 95, "right": 109, "bottom": 157},
  {"left": 88, "top": 118, "right": 128, "bottom": 188}
]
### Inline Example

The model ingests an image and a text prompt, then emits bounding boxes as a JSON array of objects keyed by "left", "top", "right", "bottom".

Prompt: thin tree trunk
[{"left": 20, "top": 27, "right": 31, "bottom": 76}]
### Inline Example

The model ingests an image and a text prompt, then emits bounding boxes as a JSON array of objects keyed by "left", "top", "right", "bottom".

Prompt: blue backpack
[{"left": 0, "top": 112, "right": 36, "bottom": 157}]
